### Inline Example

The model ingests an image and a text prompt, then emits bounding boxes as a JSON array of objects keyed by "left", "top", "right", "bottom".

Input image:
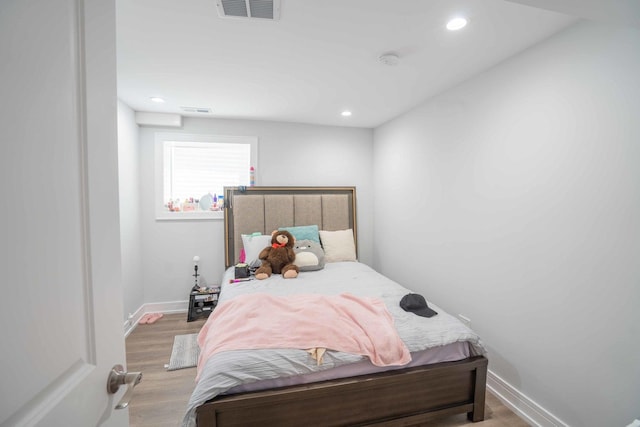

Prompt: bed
[{"left": 183, "top": 186, "right": 488, "bottom": 427}]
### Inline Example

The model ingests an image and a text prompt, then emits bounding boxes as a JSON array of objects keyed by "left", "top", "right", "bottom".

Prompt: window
[{"left": 155, "top": 133, "right": 257, "bottom": 220}]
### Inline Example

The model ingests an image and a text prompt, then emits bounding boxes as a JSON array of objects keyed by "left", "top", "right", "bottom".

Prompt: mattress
[{"left": 182, "top": 262, "right": 486, "bottom": 427}]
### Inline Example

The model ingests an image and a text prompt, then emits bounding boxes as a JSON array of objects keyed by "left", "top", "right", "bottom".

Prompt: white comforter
[{"left": 182, "top": 262, "right": 485, "bottom": 427}]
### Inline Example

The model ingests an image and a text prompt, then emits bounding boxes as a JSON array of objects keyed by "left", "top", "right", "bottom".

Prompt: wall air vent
[
  {"left": 216, "top": 0, "right": 281, "bottom": 20},
  {"left": 180, "top": 106, "right": 212, "bottom": 114}
]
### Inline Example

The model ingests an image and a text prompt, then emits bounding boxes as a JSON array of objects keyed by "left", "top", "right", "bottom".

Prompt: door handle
[{"left": 107, "top": 364, "right": 142, "bottom": 409}]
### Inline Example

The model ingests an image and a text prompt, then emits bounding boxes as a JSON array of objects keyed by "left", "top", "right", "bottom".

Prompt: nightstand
[{"left": 187, "top": 286, "right": 220, "bottom": 322}]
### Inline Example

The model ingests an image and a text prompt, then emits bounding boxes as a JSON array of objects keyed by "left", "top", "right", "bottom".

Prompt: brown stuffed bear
[{"left": 255, "top": 230, "right": 299, "bottom": 280}]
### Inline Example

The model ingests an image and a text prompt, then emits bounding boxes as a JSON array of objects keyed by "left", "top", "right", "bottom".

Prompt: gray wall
[
  {"left": 373, "top": 22, "right": 640, "bottom": 427},
  {"left": 137, "top": 117, "right": 373, "bottom": 303},
  {"left": 117, "top": 100, "right": 144, "bottom": 321}
]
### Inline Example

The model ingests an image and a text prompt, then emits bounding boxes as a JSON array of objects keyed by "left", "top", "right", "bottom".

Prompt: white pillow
[
  {"left": 241, "top": 234, "right": 272, "bottom": 268},
  {"left": 319, "top": 229, "right": 357, "bottom": 262}
]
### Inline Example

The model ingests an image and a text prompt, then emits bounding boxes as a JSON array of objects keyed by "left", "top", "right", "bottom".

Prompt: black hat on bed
[{"left": 400, "top": 294, "right": 438, "bottom": 318}]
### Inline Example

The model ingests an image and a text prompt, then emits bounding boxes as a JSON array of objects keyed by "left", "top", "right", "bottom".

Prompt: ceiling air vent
[
  {"left": 216, "top": 0, "right": 281, "bottom": 20},
  {"left": 181, "top": 106, "right": 212, "bottom": 114}
]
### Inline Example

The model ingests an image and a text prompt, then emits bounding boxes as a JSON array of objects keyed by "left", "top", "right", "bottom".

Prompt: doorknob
[{"left": 107, "top": 364, "right": 142, "bottom": 409}]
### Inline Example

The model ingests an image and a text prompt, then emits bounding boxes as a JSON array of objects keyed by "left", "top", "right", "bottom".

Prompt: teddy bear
[{"left": 255, "top": 230, "right": 299, "bottom": 280}]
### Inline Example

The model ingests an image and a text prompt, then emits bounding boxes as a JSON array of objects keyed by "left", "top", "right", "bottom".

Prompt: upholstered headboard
[{"left": 223, "top": 186, "right": 357, "bottom": 268}]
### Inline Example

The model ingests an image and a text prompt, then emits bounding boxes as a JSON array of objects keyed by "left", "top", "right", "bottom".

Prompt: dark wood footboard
[{"left": 196, "top": 356, "right": 488, "bottom": 426}]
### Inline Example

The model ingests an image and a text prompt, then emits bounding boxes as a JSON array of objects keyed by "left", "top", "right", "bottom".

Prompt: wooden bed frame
[{"left": 196, "top": 186, "right": 488, "bottom": 426}]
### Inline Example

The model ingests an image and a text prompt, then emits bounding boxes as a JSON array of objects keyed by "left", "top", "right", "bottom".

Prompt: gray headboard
[{"left": 223, "top": 186, "right": 357, "bottom": 268}]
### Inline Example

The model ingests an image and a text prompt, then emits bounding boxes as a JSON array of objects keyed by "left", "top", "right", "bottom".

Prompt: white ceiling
[{"left": 115, "top": 0, "right": 635, "bottom": 128}]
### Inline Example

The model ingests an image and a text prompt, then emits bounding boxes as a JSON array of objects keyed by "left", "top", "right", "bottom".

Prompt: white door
[{"left": 1, "top": 1, "right": 129, "bottom": 426}]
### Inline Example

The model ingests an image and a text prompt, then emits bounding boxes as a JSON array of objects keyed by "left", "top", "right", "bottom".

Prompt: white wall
[
  {"left": 117, "top": 100, "right": 143, "bottom": 321},
  {"left": 138, "top": 117, "right": 373, "bottom": 303},
  {"left": 373, "top": 22, "right": 640, "bottom": 427}
]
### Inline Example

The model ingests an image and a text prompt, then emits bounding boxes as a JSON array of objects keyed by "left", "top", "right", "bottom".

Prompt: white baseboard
[
  {"left": 123, "top": 300, "right": 189, "bottom": 337},
  {"left": 487, "top": 369, "right": 568, "bottom": 427},
  {"left": 123, "top": 304, "right": 145, "bottom": 337},
  {"left": 143, "top": 299, "right": 189, "bottom": 314}
]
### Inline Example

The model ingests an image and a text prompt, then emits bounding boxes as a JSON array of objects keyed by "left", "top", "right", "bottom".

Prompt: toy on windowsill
[
  {"left": 167, "top": 200, "right": 181, "bottom": 212},
  {"left": 183, "top": 197, "right": 197, "bottom": 211}
]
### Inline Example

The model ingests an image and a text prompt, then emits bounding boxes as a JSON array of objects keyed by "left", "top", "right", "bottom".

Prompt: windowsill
[{"left": 156, "top": 210, "right": 224, "bottom": 221}]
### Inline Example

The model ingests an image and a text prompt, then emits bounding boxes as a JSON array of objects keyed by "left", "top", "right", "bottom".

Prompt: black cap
[{"left": 400, "top": 293, "right": 438, "bottom": 318}]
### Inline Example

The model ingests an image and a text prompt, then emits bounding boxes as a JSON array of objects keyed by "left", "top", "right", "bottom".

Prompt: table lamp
[{"left": 192, "top": 256, "right": 200, "bottom": 291}]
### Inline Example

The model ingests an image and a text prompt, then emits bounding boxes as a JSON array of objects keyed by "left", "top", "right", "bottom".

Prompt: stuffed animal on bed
[
  {"left": 293, "top": 239, "right": 325, "bottom": 271},
  {"left": 255, "top": 230, "right": 299, "bottom": 280}
]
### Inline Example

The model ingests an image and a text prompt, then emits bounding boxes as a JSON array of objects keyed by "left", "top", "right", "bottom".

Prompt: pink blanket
[{"left": 196, "top": 293, "right": 411, "bottom": 380}]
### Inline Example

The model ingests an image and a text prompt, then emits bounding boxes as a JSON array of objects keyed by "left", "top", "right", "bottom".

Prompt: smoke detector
[
  {"left": 216, "top": 0, "right": 281, "bottom": 20},
  {"left": 378, "top": 53, "right": 400, "bottom": 66}
]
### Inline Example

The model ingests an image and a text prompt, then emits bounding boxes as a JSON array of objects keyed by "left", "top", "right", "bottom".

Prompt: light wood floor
[{"left": 125, "top": 313, "right": 529, "bottom": 427}]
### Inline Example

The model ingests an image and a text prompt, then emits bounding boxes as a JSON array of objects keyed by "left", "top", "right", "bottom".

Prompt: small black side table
[{"left": 187, "top": 287, "right": 220, "bottom": 322}]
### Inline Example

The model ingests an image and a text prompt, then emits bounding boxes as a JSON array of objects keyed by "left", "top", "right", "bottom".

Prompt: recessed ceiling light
[
  {"left": 341, "top": 111, "right": 352, "bottom": 117},
  {"left": 150, "top": 97, "right": 165, "bottom": 103},
  {"left": 379, "top": 53, "right": 400, "bottom": 66},
  {"left": 446, "top": 17, "right": 468, "bottom": 31}
]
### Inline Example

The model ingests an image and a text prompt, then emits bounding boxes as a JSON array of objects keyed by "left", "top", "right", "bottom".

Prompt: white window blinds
[{"left": 163, "top": 141, "right": 251, "bottom": 204}]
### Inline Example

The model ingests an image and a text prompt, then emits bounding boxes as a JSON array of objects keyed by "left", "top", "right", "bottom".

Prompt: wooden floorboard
[
  {"left": 126, "top": 313, "right": 206, "bottom": 427},
  {"left": 125, "top": 313, "right": 529, "bottom": 427}
]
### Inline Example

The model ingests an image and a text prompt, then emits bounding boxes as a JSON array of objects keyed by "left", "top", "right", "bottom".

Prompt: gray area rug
[{"left": 167, "top": 333, "right": 199, "bottom": 371}]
